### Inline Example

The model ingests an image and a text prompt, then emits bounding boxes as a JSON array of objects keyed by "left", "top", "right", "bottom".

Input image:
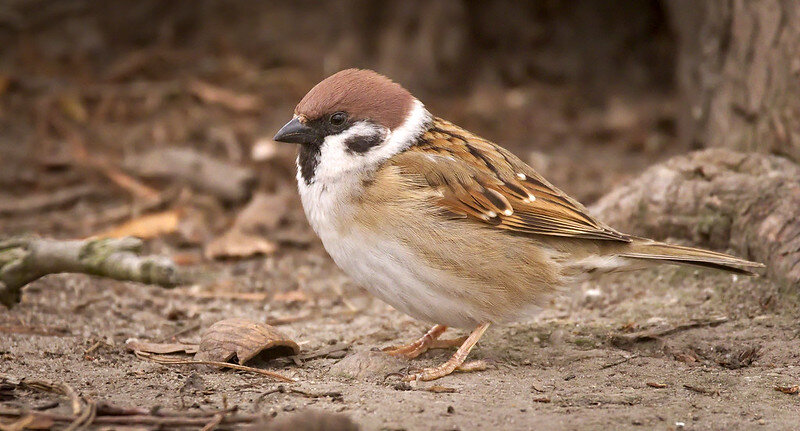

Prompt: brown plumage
[
  {"left": 295, "top": 69, "right": 414, "bottom": 129},
  {"left": 275, "top": 68, "right": 764, "bottom": 381},
  {"left": 389, "top": 117, "right": 761, "bottom": 275}
]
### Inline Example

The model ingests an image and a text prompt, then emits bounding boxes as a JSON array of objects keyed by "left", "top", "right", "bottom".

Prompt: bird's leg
[
  {"left": 383, "top": 324, "right": 465, "bottom": 359},
  {"left": 404, "top": 322, "right": 490, "bottom": 381}
]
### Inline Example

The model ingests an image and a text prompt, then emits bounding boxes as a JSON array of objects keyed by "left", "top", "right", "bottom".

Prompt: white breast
[
  {"left": 297, "top": 168, "right": 491, "bottom": 329},
  {"left": 294, "top": 100, "right": 497, "bottom": 328}
]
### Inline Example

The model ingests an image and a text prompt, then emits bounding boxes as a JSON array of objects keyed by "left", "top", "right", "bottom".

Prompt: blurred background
[
  {"left": 0, "top": 0, "right": 684, "bottom": 239},
  {"left": 2, "top": 2, "right": 799, "bottom": 428},
  {"left": 0, "top": 0, "right": 796, "bottom": 255}
]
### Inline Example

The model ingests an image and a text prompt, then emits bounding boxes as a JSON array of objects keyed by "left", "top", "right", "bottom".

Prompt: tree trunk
[{"left": 668, "top": 0, "right": 800, "bottom": 162}]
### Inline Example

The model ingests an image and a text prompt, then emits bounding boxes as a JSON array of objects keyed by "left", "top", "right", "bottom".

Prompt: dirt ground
[
  {"left": 3, "top": 228, "right": 800, "bottom": 430},
  {"left": 2, "top": 3, "right": 800, "bottom": 430}
]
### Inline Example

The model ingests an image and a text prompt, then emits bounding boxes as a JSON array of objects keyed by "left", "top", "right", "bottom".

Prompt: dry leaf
[
  {"left": 774, "top": 385, "right": 799, "bottom": 395},
  {"left": 194, "top": 318, "right": 299, "bottom": 367},
  {"left": 204, "top": 192, "right": 289, "bottom": 259},
  {"left": 171, "top": 251, "right": 203, "bottom": 266},
  {"left": 97, "top": 209, "right": 181, "bottom": 239},
  {"left": 231, "top": 192, "right": 288, "bottom": 231},
  {"left": 204, "top": 230, "right": 277, "bottom": 259},
  {"left": 272, "top": 290, "right": 309, "bottom": 303},
  {"left": 125, "top": 338, "right": 198, "bottom": 355}
]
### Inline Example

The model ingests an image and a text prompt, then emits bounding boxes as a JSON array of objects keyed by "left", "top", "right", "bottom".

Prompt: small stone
[{"left": 447, "top": 405, "right": 455, "bottom": 414}]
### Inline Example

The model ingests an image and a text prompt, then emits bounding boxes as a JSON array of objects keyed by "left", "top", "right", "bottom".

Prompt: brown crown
[{"left": 295, "top": 69, "right": 415, "bottom": 130}]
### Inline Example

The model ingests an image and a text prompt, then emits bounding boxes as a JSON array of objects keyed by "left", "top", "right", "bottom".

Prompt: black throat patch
[{"left": 298, "top": 143, "right": 321, "bottom": 185}]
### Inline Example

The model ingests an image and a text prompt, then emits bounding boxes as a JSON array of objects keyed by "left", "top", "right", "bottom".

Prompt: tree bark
[
  {"left": 668, "top": 0, "right": 800, "bottom": 162},
  {"left": 592, "top": 149, "right": 800, "bottom": 290}
]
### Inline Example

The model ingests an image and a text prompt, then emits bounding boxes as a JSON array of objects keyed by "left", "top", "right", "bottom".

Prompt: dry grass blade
[
  {"left": 21, "top": 379, "right": 82, "bottom": 416},
  {"left": 188, "top": 80, "right": 261, "bottom": 113},
  {"left": 7, "top": 376, "right": 97, "bottom": 430},
  {"left": 125, "top": 338, "right": 198, "bottom": 355},
  {"left": 64, "top": 399, "right": 96, "bottom": 431},
  {"left": 200, "top": 413, "right": 224, "bottom": 431},
  {"left": 134, "top": 351, "right": 295, "bottom": 382}
]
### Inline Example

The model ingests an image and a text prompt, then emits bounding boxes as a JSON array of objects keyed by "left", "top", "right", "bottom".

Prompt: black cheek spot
[{"left": 344, "top": 134, "right": 384, "bottom": 154}]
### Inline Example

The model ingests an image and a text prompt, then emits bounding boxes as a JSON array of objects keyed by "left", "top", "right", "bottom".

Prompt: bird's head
[{"left": 274, "top": 69, "right": 430, "bottom": 184}]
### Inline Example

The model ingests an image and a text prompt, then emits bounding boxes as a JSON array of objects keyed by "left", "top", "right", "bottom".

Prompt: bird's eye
[{"left": 329, "top": 112, "right": 347, "bottom": 126}]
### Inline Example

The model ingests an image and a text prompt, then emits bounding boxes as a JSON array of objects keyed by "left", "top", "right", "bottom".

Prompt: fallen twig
[
  {"left": 200, "top": 412, "right": 224, "bottom": 431},
  {"left": 19, "top": 378, "right": 82, "bottom": 416},
  {"left": 682, "top": 384, "right": 720, "bottom": 396},
  {"left": 0, "top": 185, "right": 101, "bottom": 216},
  {"left": 609, "top": 317, "right": 729, "bottom": 347},
  {"left": 47, "top": 108, "right": 162, "bottom": 202},
  {"left": 0, "top": 236, "right": 187, "bottom": 307},
  {"left": 0, "top": 324, "right": 70, "bottom": 336},
  {"left": 134, "top": 351, "right": 295, "bottom": 382},
  {"left": 0, "top": 407, "right": 267, "bottom": 427},
  {"left": 124, "top": 147, "right": 256, "bottom": 204},
  {"left": 600, "top": 354, "right": 640, "bottom": 370}
]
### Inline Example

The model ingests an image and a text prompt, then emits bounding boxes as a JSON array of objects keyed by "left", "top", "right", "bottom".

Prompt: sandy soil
[{"left": 2, "top": 216, "right": 799, "bottom": 430}]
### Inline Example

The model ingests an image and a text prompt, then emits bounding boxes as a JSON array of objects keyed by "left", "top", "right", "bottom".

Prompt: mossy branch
[{"left": 0, "top": 236, "right": 186, "bottom": 307}]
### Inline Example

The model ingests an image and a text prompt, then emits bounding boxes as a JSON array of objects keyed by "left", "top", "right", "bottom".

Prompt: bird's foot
[
  {"left": 402, "top": 322, "right": 490, "bottom": 381},
  {"left": 384, "top": 336, "right": 467, "bottom": 359},
  {"left": 404, "top": 360, "right": 489, "bottom": 381},
  {"left": 383, "top": 324, "right": 455, "bottom": 359}
]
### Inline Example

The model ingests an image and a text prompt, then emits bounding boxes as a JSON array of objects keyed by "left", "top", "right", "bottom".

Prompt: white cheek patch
[
  {"left": 313, "top": 99, "right": 431, "bottom": 184},
  {"left": 314, "top": 122, "right": 388, "bottom": 182}
]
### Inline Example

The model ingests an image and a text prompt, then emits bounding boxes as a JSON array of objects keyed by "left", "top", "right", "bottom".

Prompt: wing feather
[{"left": 390, "top": 118, "right": 630, "bottom": 242}]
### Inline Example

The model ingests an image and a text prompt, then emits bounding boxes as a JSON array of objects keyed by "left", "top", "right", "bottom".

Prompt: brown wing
[{"left": 389, "top": 117, "right": 630, "bottom": 242}]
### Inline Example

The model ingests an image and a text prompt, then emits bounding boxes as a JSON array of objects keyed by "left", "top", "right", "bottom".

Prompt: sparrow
[{"left": 274, "top": 69, "right": 764, "bottom": 381}]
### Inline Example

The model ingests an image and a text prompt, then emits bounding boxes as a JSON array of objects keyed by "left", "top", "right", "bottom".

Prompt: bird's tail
[{"left": 618, "top": 238, "right": 764, "bottom": 275}]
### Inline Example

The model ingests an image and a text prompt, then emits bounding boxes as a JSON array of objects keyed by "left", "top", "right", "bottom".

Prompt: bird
[{"left": 273, "top": 68, "right": 764, "bottom": 381}]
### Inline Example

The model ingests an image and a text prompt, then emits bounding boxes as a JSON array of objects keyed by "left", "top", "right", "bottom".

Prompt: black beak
[{"left": 274, "top": 117, "right": 317, "bottom": 145}]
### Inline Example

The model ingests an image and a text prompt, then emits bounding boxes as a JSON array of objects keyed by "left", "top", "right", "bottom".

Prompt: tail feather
[{"left": 618, "top": 239, "right": 764, "bottom": 276}]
